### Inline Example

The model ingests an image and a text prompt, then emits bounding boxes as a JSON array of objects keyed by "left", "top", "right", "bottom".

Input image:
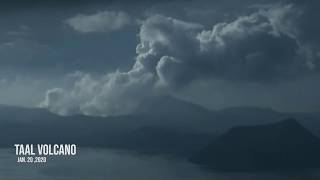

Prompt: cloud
[
  {"left": 138, "top": 6, "right": 312, "bottom": 86},
  {"left": 66, "top": 10, "right": 133, "bottom": 33},
  {"left": 40, "top": 70, "right": 156, "bottom": 116},
  {"left": 40, "top": 15, "right": 203, "bottom": 116},
  {"left": 136, "top": 15, "right": 203, "bottom": 87},
  {"left": 195, "top": 5, "right": 303, "bottom": 82},
  {"left": 41, "top": 3, "right": 320, "bottom": 116}
]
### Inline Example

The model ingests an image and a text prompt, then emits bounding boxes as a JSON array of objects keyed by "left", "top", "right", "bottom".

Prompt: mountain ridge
[{"left": 190, "top": 118, "right": 320, "bottom": 171}]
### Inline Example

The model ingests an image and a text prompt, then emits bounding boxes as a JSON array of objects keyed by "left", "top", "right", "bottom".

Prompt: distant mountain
[
  {"left": 138, "top": 96, "right": 320, "bottom": 135},
  {"left": 0, "top": 96, "right": 319, "bottom": 156},
  {"left": 190, "top": 119, "right": 320, "bottom": 171},
  {"left": 136, "top": 96, "right": 216, "bottom": 132},
  {"left": 0, "top": 102, "right": 215, "bottom": 156},
  {"left": 138, "top": 95, "right": 212, "bottom": 118}
]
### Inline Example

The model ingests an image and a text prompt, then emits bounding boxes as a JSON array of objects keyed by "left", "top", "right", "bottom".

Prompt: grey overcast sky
[{"left": 0, "top": 0, "right": 319, "bottom": 115}]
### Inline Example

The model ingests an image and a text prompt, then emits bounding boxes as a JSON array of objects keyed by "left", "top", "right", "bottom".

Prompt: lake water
[{"left": 1, "top": 148, "right": 319, "bottom": 180}]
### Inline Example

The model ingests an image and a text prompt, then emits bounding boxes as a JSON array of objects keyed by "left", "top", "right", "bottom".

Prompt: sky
[{"left": 0, "top": 0, "right": 319, "bottom": 115}]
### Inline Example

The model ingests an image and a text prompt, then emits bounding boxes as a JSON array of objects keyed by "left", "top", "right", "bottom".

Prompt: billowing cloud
[
  {"left": 137, "top": 5, "right": 313, "bottom": 85},
  {"left": 66, "top": 10, "right": 133, "bottom": 33},
  {"left": 196, "top": 5, "right": 302, "bottom": 82},
  {"left": 40, "top": 70, "right": 155, "bottom": 116},
  {"left": 41, "top": 3, "right": 320, "bottom": 116},
  {"left": 40, "top": 15, "right": 203, "bottom": 116}
]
